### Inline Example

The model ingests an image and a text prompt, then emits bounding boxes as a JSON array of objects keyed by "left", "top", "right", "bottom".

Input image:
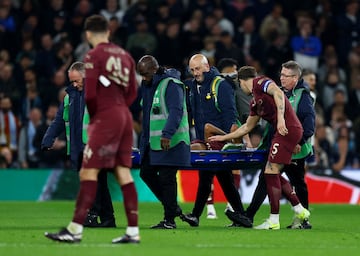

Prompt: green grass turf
[{"left": 0, "top": 202, "right": 359, "bottom": 256}]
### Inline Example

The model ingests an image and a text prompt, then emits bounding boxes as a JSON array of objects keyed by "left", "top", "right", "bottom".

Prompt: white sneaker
[
  {"left": 287, "top": 216, "right": 302, "bottom": 229},
  {"left": 296, "top": 208, "right": 310, "bottom": 222},
  {"left": 254, "top": 219, "right": 280, "bottom": 230},
  {"left": 45, "top": 228, "right": 82, "bottom": 243},
  {"left": 112, "top": 234, "right": 140, "bottom": 244},
  {"left": 206, "top": 204, "right": 217, "bottom": 219}
]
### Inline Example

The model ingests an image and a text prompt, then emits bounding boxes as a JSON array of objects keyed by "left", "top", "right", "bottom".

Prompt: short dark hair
[
  {"left": 217, "top": 58, "right": 239, "bottom": 72},
  {"left": 137, "top": 55, "right": 159, "bottom": 77},
  {"left": 302, "top": 68, "right": 315, "bottom": 77},
  {"left": 238, "top": 66, "right": 257, "bottom": 80},
  {"left": 84, "top": 15, "right": 108, "bottom": 33}
]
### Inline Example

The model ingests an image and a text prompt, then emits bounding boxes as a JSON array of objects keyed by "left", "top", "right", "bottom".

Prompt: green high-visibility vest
[
  {"left": 149, "top": 77, "right": 190, "bottom": 150},
  {"left": 63, "top": 94, "right": 89, "bottom": 155},
  {"left": 256, "top": 122, "right": 271, "bottom": 150},
  {"left": 288, "top": 88, "right": 313, "bottom": 159}
]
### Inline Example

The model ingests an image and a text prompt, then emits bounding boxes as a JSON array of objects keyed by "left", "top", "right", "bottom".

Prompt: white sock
[
  {"left": 207, "top": 204, "right": 216, "bottom": 214},
  {"left": 293, "top": 203, "right": 304, "bottom": 214},
  {"left": 126, "top": 226, "right": 139, "bottom": 237},
  {"left": 67, "top": 222, "right": 83, "bottom": 234},
  {"left": 269, "top": 214, "right": 279, "bottom": 224},
  {"left": 226, "top": 202, "right": 234, "bottom": 212}
]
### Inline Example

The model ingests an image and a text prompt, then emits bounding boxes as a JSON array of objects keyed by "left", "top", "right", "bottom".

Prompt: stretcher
[{"left": 132, "top": 148, "right": 268, "bottom": 170}]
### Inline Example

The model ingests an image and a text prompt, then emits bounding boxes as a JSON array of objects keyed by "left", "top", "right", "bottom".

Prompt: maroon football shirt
[
  {"left": 249, "top": 76, "right": 302, "bottom": 130},
  {"left": 249, "top": 76, "right": 303, "bottom": 164},
  {"left": 84, "top": 42, "right": 137, "bottom": 116}
]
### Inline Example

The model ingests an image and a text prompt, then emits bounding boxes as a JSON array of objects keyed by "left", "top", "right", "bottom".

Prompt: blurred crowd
[{"left": 0, "top": 0, "right": 360, "bottom": 172}]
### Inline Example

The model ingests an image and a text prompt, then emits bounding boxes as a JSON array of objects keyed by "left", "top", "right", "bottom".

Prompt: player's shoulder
[
  {"left": 90, "top": 43, "right": 127, "bottom": 55},
  {"left": 86, "top": 43, "right": 134, "bottom": 65},
  {"left": 254, "top": 75, "right": 273, "bottom": 85}
]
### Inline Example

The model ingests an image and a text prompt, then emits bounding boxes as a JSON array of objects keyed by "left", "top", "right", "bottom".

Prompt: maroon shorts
[
  {"left": 82, "top": 108, "right": 133, "bottom": 169},
  {"left": 268, "top": 125, "right": 302, "bottom": 165}
]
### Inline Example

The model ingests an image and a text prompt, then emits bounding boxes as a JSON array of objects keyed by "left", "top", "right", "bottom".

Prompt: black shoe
[
  {"left": 176, "top": 205, "right": 183, "bottom": 217},
  {"left": 150, "top": 220, "right": 176, "bottom": 229},
  {"left": 286, "top": 219, "right": 312, "bottom": 229},
  {"left": 83, "top": 213, "right": 99, "bottom": 227},
  {"left": 225, "top": 210, "right": 253, "bottom": 228},
  {"left": 180, "top": 213, "right": 199, "bottom": 227},
  {"left": 84, "top": 213, "right": 116, "bottom": 228},
  {"left": 44, "top": 228, "right": 82, "bottom": 243},
  {"left": 98, "top": 218, "right": 116, "bottom": 228},
  {"left": 112, "top": 234, "right": 140, "bottom": 244},
  {"left": 244, "top": 211, "right": 254, "bottom": 224},
  {"left": 301, "top": 220, "right": 312, "bottom": 229},
  {"left": 226, "top": 222, "right": 242, "bottom": 228}
]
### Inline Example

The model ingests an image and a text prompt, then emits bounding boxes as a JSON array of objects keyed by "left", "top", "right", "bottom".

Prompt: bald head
[
  {"left": 137, "top": 55, "right": 159, "bottom": 82},
  {"left": 189, "top": 54, "right": 210, "bottom": 83}
]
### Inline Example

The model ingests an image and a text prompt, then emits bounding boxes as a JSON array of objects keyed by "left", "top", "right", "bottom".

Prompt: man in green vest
[
  {"left": 41, "top": 62, "right": 115, "bottom": 228},
  {"left": 280, "top": 60, "right": 315, "bottom": 229},
  {"left": 137, "top": 55, "right": 191, "bottom": 229}
]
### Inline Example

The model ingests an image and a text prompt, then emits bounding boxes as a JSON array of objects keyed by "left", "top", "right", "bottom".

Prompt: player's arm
[
  {"left": 209, "top": 115, "right": 260, "bottom": 142},
  {"left": 266, "top": 82, "right": 288, "bottom": 136},
  {"left": 124, "top": 56, "right": 138, "bottom": 107},
  {"left": 84, "top": 53, "right": 99, "bottom": 117}
]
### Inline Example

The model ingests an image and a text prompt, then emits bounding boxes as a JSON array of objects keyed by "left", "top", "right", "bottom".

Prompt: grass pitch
[{"left": 0, "top": 201, "right": 359, "bottom": 256}]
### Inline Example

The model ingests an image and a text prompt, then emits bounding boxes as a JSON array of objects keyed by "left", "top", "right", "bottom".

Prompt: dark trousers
[
  {"left": 140, "top": 153, "right": 179, "bottom": 222},
  {"left": 192, "top": 169, "right": 245, "bottom": 218},
  {"left": 246, "top": 169, "right": 267, "bottom": 220},
  {"left": 284, "top": 158, "right": 308, "bottom": 209},
  {"left": 246, "top": 158, "right": 309, "bottom": 219}
]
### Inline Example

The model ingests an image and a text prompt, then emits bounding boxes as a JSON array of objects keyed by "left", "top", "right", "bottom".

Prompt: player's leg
[
  {"left": 84, "top": 169, "right": 115, "bottom": 228},
  {"left": 254, "top": 161, "right": 282, "bottom": 230},
  {"left": 204, "top": 123, "right": 226, "bottom": 150},
  {"left": 279, "top": 174, "right": 310, "bottom": 229},
  {"left": 45, "top": 167, "right": 100, "bottom": 242},
  {"left": 255, "top": 130, "right": 304, "bottom": 230},
  {"left": 111, "top": 165, "right": 139, "bottom": 243},
  {"left": 112, "top": 111, "right": 139, "bottom": 243}
]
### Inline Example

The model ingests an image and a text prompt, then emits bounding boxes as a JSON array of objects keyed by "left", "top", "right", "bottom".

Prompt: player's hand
[
  {"left": 208, "top": 135, "right": 225, "bottom": 142},
  {"left": 277, "top": 118, "right": 288, "bottom": 136},
  {"left": 160, "top": 137, "right": 170, "bottom": 151}
]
